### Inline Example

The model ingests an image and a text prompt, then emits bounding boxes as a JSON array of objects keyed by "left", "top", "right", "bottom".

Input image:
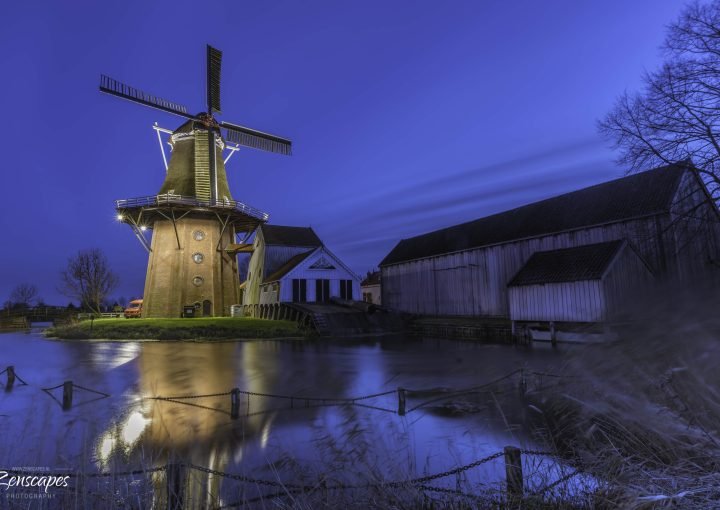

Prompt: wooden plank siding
[
  {"left": 382, "top": 214, "right": 671, "bottom": 317},
  {"left": 508, "top": 280, "right": 604, "bottom": 322},
  {"left": 602, "top": 245, "right": 655, "bottom": 319},
  {"left": 668, "top": 171, "right": 720, "bottom": 285}
]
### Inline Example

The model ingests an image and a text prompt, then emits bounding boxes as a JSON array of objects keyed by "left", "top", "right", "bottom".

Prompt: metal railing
[{"left": 115, "top": 194, "right": 269, "bottom": 221}]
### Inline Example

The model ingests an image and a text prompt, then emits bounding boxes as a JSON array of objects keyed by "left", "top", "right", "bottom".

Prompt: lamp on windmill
[{"left": 100, "top": 45, "right": 292, "bottom": 319}]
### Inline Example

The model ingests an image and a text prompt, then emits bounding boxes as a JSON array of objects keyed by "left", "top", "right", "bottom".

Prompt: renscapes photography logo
[{"left": 0, "top": 467, "right": 70, "bottom": 500}]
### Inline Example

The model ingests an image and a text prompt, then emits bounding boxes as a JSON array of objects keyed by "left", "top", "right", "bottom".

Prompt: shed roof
[
  {"left": 508, "top": 240, "right": 624, "bottom": 286},
  {"left": 263, "top": 250, "right": 316, "bottom": 283},
  {"left": 261, "top": 225, "right": 322, "bottom": 247},
  {"left": 380, "top": 164, "right": 687, "bottom": 266}
]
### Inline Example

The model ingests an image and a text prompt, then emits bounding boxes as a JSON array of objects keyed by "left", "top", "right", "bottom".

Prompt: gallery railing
[{"left": 115, "top": 194, "right": 269, "bottom": 221}]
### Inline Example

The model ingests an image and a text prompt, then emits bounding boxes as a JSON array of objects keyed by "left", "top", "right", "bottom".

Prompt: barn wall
[
  {"left": 602, "top": 245, "right": 655, "bottom": 319},
  {"left": 668, "top": 171, "right": 720, "bottom": 285},
  {"left": 382, "top": 215, "right": 668, "bottom": 317},
  {"left": 508, "top": 280, "right": 604, "bottom": 322}
]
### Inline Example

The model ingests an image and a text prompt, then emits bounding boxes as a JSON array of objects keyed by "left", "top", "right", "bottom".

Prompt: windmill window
[
  {"left": 192, "top": 276, "right": 204, "bottom": 287},
  {"left": 193, "top": 230, "right": 206, "bottom": 241},
  {"left": 192, "top": 252, "right": 204, "bottom": 264}
]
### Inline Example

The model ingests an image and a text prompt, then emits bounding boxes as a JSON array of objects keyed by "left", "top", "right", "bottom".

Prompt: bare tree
[
  {"left": 9, "top": 283, "right": 39, "bottom": 307},
  {"left": 59, "top": 249, "right": 119, "bottom": 313},
  {"left": 599, "top": 1, "right": 720, "bottom": 199}
]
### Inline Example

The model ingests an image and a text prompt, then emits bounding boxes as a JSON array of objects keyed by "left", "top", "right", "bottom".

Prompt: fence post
[
  {"left": 6, "top": 366, "right": 15, "bottom": 390},
  {"left": 397, "top": 388, "right": 406, "bottom": 416},
  {"left": 518, "top": 369, "right": 527, "bottom": 395},
  {"left": 62, "top": 381, "right": 73, "bottom": 410},
  {"left": 504, "top": 446, "right": 523, "bottom": 499},
  {"left": 550, "top": 321, "right": 557, "bottom": 347},
  {"left": 230, "top": 388, "right": 240, "bottom": 419},
  {"left": 166, "top": 463, "right": 185, "bottom": 509}
]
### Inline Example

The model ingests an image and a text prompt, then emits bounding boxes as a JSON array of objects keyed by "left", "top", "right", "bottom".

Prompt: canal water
[{"left": 0, "top": 329, "right": 579, "bottom": 505}]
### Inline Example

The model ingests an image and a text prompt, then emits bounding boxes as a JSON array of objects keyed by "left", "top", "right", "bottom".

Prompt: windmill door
[{"left": 202, "top": 299, "right": 212, "bottom": 317}]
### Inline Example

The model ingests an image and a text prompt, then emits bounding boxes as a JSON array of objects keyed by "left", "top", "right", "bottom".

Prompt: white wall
[{"left": 508, "top": 280, "right": 604, "bottom": 322}]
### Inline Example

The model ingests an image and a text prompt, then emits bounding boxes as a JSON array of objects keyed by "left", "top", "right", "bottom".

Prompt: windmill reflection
[{"left": 95, "top": 341, "right": 284, "bottom": 508}]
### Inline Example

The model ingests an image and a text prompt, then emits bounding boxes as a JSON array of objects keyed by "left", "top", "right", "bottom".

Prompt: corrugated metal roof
[
  {"left": 507, "top": 240, "right": 624, "bottom": 286},
  {"left": 263, "top": 249, "right": 316, "bottom": 283},
  {"left": 261, "top": 225, "right": 322, "bottom": 247},
  {"left": 380, "top": 164, "right": 687, "bottom": 266}
]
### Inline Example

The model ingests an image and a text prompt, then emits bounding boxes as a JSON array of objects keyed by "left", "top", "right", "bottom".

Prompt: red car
[{"left": 124, "top": 299, "right": 143, "bottom": 318}]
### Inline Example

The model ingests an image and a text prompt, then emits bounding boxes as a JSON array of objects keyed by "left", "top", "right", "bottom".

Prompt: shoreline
[
  {"left": 42, "top": 334, "right": 309, "bottom": 343},
  {"left": 43, "top": 317, "right": 307, "bottom": 341}
]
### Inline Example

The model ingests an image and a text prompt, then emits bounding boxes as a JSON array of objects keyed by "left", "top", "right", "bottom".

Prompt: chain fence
[
  {"left": 0, "top": 448, "right": 559, "bottom": 493},
  {"left": 0, "top": 361, "right": 587, "bottom": 504},
  {"left": 5, "top": 362, "right": 579, "bottom": 418}
]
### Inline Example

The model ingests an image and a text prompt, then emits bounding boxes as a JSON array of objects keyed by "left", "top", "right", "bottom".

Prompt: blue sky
[{"left": 0, "top": 0, "right": 687, "bottom": 304}]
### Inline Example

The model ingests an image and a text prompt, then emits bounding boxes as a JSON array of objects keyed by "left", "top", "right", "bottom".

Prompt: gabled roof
[
  {"left": 263, "top": 249, "right": 316, "bottom": 283},
  {"left": 380, "top": 164, "right": 688, "bottom": 266},
  {"left": 508, "top": 240, "right": 624, "bottom": 286},
  {"left": 262, "top": 245, "right": 361, "bottom": 284},
  {"left": 261, "top": 225, "right": 322, "bottom": 247}
]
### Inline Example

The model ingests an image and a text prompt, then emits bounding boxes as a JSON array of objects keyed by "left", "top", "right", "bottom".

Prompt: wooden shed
[{"left": 507, "top": 240, "right": 654, "bottom": 323}]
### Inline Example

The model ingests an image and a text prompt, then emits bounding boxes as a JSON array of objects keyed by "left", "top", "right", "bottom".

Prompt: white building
[
  {"left": 242, "top": 225, "right": 361, "bottom": 307},
  {"left": 361, "top": 271, "right": 381, "bottom": 305}
]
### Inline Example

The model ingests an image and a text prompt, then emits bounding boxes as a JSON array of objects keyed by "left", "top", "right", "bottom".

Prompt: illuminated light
[
  {"left": 121, "top": 411, "right": 151, "bottom": 446},
  {"left": 98, "top": 434, "right": 114, "bottom": 464},
  {"left": 140, "top": 226, "right": 147, "bottom": 231},
  {"left": 116, "top": 214, "right": 124, "bottom": 221},
  {"left": 260, "top": 420, "right": 273, "bottom": 449}
]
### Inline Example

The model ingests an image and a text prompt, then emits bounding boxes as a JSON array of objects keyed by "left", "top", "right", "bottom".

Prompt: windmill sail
[
  {"left": 222, "top": 122, "right": 292, "bottom": 155},
  {"left": 207, "top": 45, "right": 222, "bottom": 114},
  {"left": 100, "top": 75, "right": 192, "bottom": 119}
]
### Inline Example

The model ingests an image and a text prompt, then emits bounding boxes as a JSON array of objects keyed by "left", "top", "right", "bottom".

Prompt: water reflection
[{"left": 0, "top": 333, "right": 570, "bottom": 506}]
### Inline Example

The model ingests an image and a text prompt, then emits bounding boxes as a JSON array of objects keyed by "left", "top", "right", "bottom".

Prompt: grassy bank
[{"left": 45, "top": 317, "right": 302, "bottom": 340}]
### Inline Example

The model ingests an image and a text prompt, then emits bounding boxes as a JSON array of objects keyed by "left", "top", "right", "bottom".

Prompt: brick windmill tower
[{"left": 100, "top": 46, "right": 291, "bottom": 318}]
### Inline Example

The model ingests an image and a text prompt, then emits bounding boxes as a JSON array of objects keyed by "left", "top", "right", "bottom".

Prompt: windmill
[{"left": 101, "top": 45, "right": 292, "bottom": 318}]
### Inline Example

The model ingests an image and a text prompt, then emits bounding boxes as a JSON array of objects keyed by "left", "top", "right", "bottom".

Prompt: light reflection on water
[{"left": 0, "top": 331, "right": 575, "bottom": 503}]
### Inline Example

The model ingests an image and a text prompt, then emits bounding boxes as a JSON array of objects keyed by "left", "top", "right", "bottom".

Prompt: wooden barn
[
  {"left": 379, "top": 163, "right": 720, "bottom": 323},
  {"left": 242, "top": 225, "right": 360, "bottom": 308}
]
